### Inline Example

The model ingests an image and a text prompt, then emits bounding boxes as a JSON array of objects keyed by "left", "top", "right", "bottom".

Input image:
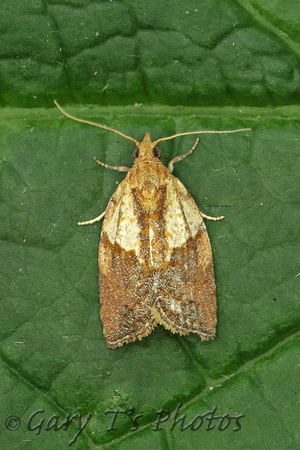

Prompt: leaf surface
[{"left": 0, "top": 1, "right": 299, "bottom": 448}]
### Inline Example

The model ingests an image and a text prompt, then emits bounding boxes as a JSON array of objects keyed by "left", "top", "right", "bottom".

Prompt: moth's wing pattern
[
  {"left": 152, "top": 177, "right": 217, "bottom": 340},
  {"left": 98, "top": 179, "right": 156, "bottom": 348},
  {"left": 98, "top": 169, "right": 217, "bottom": 347}
]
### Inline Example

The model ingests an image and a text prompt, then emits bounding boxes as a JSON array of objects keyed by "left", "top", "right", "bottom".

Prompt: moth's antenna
[
  {"left": 54, "top": 100, "right": 140, "bottom": 146},
  {"left": 153, "top": 128, "right": 251, "bottom": 146}
]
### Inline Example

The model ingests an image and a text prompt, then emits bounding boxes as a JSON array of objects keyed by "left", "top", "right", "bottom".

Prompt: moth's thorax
[
  {"left": 128, "top": 158, "right": 169, "bottom": 198},
  {"left": 126, "top": 133, "right": 168, "bottom": 198}
]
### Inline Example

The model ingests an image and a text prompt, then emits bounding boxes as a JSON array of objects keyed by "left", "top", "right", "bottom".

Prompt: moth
[{"left": 55, "top": 101, "right": 250, "bottom": 349}]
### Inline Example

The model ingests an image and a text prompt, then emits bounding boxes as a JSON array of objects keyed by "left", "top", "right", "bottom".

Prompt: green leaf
[
  {"left": 1, "top": 0, "right": 299, "bottom": 106},
  {"left": 0, "top": 1, "right": 299, "bottom": 449}
]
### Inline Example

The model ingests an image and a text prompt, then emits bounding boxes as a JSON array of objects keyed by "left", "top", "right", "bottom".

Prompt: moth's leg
[
  {"left": 168, "top": 138, "right": 199, "bottom": 173},
  {"left": 167, "top": 139, "right": 224, "bottom": 220},
  {"left": 78, "top": 210, "right": 106, "bottom": 226},
  {"left": 201, "top": 212, "right": 224, "bottom": 221},
  {"left": 93, "top": 157, "right": 129, "bottom": 172},
  {"left": 78, "top": 156, "right": 129, "bottom": 226}
]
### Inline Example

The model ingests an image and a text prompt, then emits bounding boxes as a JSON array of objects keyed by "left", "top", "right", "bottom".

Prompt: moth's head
[
  {"left": 54, "top": 101, "right": 251, "bottom": 165},
  {"left": 133, "top": 133, "right": 161, "bottom": 162}
]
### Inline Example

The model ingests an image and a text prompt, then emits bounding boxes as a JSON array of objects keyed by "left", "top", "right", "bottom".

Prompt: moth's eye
[
  {"left": 152, "top": 147, "right": 161, "bottom": 158},
  {"left": 133, "top": 148, "right": 140, "bottom": 159}
]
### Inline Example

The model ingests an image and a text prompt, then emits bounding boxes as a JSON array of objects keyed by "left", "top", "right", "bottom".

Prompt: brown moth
[{"left": 55, "top": 101, "right": 250, "bottom": 349}]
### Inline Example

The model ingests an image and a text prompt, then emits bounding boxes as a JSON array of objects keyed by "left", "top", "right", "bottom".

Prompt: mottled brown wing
[
  {"left": 152, "top": 176, "right": 217, "bottom": 340},
  {"left": 98, "top": 179, "right": 156, "bottom": 348},
  {"left": 98, "top": 172, "right": 217, "bottom": 348}
]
